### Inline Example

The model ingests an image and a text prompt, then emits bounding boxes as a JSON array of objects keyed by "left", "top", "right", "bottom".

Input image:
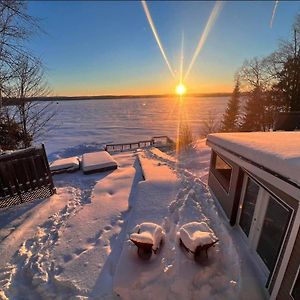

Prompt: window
[
  {"left": 291, "top": 267, "right": 300, "bottom": 300},
  {"left": 212, "top": 152, "right": 232, "bottom": 192},
  {"left": 239, "top": 177, "right": 259, "bottom": 237},
  {"left": 256, "top": 196, "right": 292, "bottom": 273}
]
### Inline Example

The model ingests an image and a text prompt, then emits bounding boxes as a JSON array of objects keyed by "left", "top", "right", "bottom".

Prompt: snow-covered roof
[{"left": 207, "top": 132, "right": 300, "bottom": 186}]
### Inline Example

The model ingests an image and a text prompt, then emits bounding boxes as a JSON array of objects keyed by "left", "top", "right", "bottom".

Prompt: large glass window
[
  {"left": 256, "top": 196, "right": 292, "bottom": 273},
  {"left": 239, "top": 178, "right": 259, "bottom": 237},
  {"left": 212, "top": 153, "right": 232, "bottom": 192},
  {"left": 291, "top": 269, "right": 300, "bottom": 300}
]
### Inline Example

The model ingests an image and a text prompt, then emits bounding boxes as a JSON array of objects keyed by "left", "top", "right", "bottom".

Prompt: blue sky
[{"left": 27, "top": 1, "right": 300, "bottom": 96}]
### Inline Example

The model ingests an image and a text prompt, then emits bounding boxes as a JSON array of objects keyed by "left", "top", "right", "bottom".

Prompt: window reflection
[{"left": 239, "top": 178, "right": 259, "bottom": 237}]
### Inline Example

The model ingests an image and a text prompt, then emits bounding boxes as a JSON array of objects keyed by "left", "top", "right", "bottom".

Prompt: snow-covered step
[
  {"left": 113, "top": 152, "right": 179, "bottom": 299},
  {"left": 149, "top": 148, "right": 177, "bottom": 163},
  {"left": 138, "top": 151, "right": 177, "bottom": 182}
]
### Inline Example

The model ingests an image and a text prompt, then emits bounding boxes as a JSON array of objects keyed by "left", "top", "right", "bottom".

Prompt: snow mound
[
  {"left": 130, "top": 222, "right": 165, "bottom": 251},
  {"left": 50, "top": 156, "right": 80, "bottom": 173},
  {"left": 179, "top": 222, "right": 217, "bottom": 252},
  {"left": 82, "top": 151, "right": 118, "bottom": 174}
]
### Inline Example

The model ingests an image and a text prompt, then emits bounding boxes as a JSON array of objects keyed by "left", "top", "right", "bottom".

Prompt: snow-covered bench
[
  {"left": 82, "top": 151, "right": 118, "bottom": 174},
  {"left": 179, "top": 222, "right": 218, "bottom": 261},
  {"left": 130, "top": 222, "right": 165, "bottom": 259},
  {"left": 50, "top": 157, "right": 80, "bottom": 174}
]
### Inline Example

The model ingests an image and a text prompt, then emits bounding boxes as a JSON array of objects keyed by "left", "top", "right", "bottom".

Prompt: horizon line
[{"left": 36, "top": 91, "right": 234, "bottom": 99}]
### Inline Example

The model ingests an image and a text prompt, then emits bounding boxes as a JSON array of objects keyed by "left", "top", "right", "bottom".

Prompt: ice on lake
[{"left": 38, "top": 96, "right": 228, "bottom": 158}]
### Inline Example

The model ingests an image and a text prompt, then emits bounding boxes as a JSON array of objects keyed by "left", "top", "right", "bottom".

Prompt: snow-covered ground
[
  {"left": 0, "top": 139, "right": 267, "bottom": 299},
  {"left": 0, "top": 97, "right": 267, "bottom": 300}
]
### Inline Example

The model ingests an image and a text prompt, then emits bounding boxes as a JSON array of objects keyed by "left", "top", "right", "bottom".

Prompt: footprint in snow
[{"left": 104, "top": 225, "right": 112, "bottom": 231}]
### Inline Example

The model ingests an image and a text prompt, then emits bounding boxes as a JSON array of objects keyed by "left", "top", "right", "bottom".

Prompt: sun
[{"left": 176, "top": 83, "right": 186, "bottom": 96}]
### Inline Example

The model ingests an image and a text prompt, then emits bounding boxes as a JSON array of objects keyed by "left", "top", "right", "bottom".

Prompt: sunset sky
[{"left": 28, "top": 1, "right": 300, "bottom": 96}]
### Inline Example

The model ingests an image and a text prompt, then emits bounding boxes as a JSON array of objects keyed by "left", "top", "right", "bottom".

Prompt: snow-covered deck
[
  {"left": 0, "top": 144, "right": 267, "bottom": 299},
  {"left": 207, "top": 132, "right": 300, "bottom": 186}
]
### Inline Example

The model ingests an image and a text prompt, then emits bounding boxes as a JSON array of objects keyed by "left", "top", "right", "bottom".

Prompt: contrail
[
  {"left": 179, "top": 32, "right": 184, "bottom": 84},
  {"left": 270, "top": 1, "right": 279, "bottom": 28},
  {"left": 184, "top": 1, "right": 224, "bottom": 81},
  {"left": 141, "top": 0, "right": 176, "bottom": 78}
]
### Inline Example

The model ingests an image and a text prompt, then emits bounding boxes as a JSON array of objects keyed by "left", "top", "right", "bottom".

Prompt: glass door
[
  {"left": 238, "top": 175, "right": 293, "bottom": 281},
  {"left": 239, "top": 176, "right": 260, "bottom": 237},
  {"left": 255, "top": 195, "right": 292, "bottom": 274}
]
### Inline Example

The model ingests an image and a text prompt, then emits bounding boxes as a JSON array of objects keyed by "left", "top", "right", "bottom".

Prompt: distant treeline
[{"left": 2, "top": 92, "right": 238, "bottom": 105}]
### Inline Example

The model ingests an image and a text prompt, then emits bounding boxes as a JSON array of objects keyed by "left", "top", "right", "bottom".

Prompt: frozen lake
[{"left": 39, "top": 96, "right": 228, "bottom": 159}]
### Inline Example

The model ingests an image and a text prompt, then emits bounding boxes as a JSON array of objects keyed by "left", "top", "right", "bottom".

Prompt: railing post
[{"left": 42, "top": 144, "right": 55, "bottom": 193}]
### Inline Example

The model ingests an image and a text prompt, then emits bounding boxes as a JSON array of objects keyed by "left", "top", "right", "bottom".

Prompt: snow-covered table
[
  {"left": 82, "top": 151, "right": 118, "bottom": 174},
  {"left": 50, "top": 157, "right": 80, "bottom": 173}
]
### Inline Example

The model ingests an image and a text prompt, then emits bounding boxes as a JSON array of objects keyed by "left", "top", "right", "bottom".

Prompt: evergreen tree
[
  {"left": 274, "top": 54, "right": 300, "bottom": 111},
  {"left": 240, "top": 85, "right": 266, "bottom": 131},
  {"left": 221, "top": 79, "right": 240, "bottom": 132},
  {"left": 271, "top": 15, "right": 300, "bottom": 112}
]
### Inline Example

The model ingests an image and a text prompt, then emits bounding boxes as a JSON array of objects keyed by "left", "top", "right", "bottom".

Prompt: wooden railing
[
  {"left": 0, "top": 144, "right": 55, "bottom": 208},
  {"left": 105, "top": 135, "right": 175, "bottom": 153}
]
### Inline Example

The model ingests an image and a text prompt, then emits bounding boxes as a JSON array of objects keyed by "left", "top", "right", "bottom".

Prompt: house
[
  {"left": 206, "top": 132, "right": 300, "bottom": 300},
  {"left": 274, "top": 112, "right": 300, "bottom": 131}
]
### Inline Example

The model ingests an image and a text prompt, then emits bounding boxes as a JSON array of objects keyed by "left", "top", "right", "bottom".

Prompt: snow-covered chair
[
  {"left": 130, "top": 222, "right": 165, "bottom": 260},
  {"left": 179, "top": 222, "right": 218, "bottom": 261}
]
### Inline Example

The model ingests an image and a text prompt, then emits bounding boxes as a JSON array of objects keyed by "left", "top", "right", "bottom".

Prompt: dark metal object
[
  {"left": 130, "top": 239, "right": 153, "bottom": 260},
  {"left": 179, "top": 238, "right": 219, "bottom": 261}
]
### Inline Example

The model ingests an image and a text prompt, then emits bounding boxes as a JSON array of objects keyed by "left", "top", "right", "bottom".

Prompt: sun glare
[{"left": 176, "top": 84, "right": 186, "bottom": 95}]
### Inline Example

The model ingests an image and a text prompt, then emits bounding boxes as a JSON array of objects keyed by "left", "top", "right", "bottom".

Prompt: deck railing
[
  {"left": 0, "top": 144, "right": 55, "bottom": 208},
  {"left": 105, "top": 135, "right": 174, "bottom": 152}
]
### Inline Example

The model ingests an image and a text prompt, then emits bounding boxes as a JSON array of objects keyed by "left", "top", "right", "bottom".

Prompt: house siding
[{"left": 277, "top": 228, "right": 300, "bottom": 300}]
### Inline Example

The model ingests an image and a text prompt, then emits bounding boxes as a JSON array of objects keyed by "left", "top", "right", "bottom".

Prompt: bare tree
[
  {"left": 177, "top": 121, "right": 193, "bottom": 153},
  {"left": 199, "top": 110, "right": 221, "bottom": 138},
  {"left": 11, "top": 55, "right": 54, "bottom": 148},
  {"left": 0, "top": 0, "right": 40, "bottom": 109},
  {"left": 238, "top": 57, "right": 278, "bottom": 131},
  {"left": 239, "top": 57, "right": 274, "bottom": 91}
]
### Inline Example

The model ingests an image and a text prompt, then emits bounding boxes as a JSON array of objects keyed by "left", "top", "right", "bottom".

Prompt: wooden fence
[
  {"left": 105, "top": 135, "right": 175, "bottom": 153},
  {"left": 0, "top": 144, "right": 55, "bottom": 209}
]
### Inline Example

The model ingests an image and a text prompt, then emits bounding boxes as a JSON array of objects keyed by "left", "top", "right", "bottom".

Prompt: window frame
[
  {"left": 237, "top": 172, "right": 295, "bottom": 289},
  {"left": 211, "top": 151, "right": 233, "bottom": 194},
  {"left": 290, "top": 265, "right": 300, "bottom": 300}
]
